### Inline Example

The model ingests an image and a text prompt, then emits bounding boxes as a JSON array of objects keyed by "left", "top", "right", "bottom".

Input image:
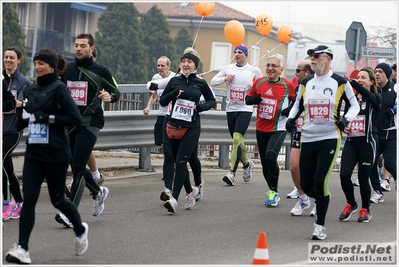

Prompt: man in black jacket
[
  {"left": 55, "top": 33, "right": 120, "bottom": 228},
  {"left": 369, "top": 63, "right": 397, "bottom": 204}
]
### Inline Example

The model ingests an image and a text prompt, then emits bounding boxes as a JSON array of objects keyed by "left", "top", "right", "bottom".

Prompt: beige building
[{"left": 13, "top": 2, "right": 293, "bottom": 84}]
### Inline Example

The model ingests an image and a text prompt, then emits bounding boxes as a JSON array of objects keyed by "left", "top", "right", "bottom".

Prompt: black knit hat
[
  {"left": 375, "top": 62, "right": 392, "bottom": 78},
  {"left": 33, "top": 49, "right": 58, "bottom": 69}
]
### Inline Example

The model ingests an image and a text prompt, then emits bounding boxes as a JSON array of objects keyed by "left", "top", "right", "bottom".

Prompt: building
[{"left": 13, "top": 2, "right": 295, "bottom": 84}]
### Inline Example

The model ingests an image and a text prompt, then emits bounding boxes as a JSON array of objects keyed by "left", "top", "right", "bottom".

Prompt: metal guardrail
[
  {"left": 12, "top": 110, "right": 293, "bottom": 171},
  {"left": 12, "top": 84, "right": 345, "bottom": 171}
]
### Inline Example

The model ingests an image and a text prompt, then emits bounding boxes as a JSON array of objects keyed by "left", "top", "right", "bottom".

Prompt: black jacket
[
  {"left": 61, "top": 57, "right": 120, "bottom": 129},
  {"left": 378, "top": 80, "right": 396, "bottom": 130},
  {"left": 2, "top": 69, "right": 32, "bottom": 135},
  {"left": 160, "top": 73, "right": 216, "bottom": 128},
  {"left": 24, "top": 72, "right": 82, "bottom": 154}
]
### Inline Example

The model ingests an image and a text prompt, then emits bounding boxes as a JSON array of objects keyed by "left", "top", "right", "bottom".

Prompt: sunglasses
[
  {"left": 295, "top": 69, "right": 306, "bottom": 73},
  {"left": 311, "top": 53, "right": 326, "bottom": 59}
]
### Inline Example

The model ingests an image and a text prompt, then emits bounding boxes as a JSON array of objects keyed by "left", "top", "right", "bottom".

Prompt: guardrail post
[
  {"left": 138, "top": 147, "right": 153, "bottom": 172},
  {"left": 285, "top": 145, "right": 291, "bottom": 170},
  {"left": 218, "top": 145, "right": 229, "bottom": 169}
]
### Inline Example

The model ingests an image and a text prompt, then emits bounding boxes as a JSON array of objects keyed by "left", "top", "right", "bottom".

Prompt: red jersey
[{"left": 248, "top": 76, "right": 295, "bottom": 132}]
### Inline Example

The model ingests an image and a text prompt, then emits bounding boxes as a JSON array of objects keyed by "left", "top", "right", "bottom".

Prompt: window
[
  {"left": 210, "top": 42, "right": 232, "bottom": 71},
  {"left": 250, "top": 45, "right": 260, "bottom": 67}
]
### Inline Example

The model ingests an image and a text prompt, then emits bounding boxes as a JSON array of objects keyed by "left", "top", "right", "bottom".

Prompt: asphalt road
[{"left": 2, "top": 168, "right": 397, "bottom": 266}]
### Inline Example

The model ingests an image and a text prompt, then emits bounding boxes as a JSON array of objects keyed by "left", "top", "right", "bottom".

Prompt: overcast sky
[{"left": 219, "top": 1, "right": 398, "bottom": 32}]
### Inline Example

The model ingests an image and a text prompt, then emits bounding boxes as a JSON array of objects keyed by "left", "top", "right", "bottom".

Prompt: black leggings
[
  {"left": 340, "top": 140, "right": 376, "bottom": 209},
  {"left": 167, "top": 127, "right": 201, "bottom": 202},
  {"left": 19, "top": 156, "right": 84, "bottom": 250},
  {"left": 256, "top": 130, "right": 287, "bottom": 192},
  {"left": 2, "top": 133, "right": 23, "bottom": 202},
  {"left": 369, "top": 130, "right": 397, "bottom": 193},
  {"left": 162, "top": 117, "right": 202, "bottom": 191},
  {"left": 300, "top": 139, "right": 340, "bottom": 226},
  {"left": 68, "top": 126, "right": 101, "bottom": 206}
]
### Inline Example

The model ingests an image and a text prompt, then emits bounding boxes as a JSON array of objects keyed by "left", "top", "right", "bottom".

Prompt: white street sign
[{"left": 361, "top": 46, "right": 396, "bottom": 59}]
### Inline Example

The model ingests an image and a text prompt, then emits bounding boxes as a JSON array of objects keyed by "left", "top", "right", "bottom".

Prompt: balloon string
[
  {"left": 200, "top": 55, "right": 236, "bottom": 76},
  {"left": 254, "top": 43, "right": 283, "bottom": 66},
  {"left": 192, "top": 16, "right": 204, "bottom": 47},
  {"left": 248, "top": 36, "right": 266, "bottom": 53}
]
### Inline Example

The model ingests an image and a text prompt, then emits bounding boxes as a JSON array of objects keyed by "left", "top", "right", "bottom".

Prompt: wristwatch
[{"left": 49, "top": 115, "right": 55, "bottom": 124}]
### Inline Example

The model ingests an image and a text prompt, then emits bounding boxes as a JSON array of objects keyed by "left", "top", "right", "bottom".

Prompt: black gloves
[
  {"left": 14, "top": 114, "right": 29, "bottom": 131},
  {"left": 246, "top": 94, "right": 262, "bottom": 105},
  {"left": 335, "top": 116, "right": 349, "bottom": 132},
  {"left": 285, "top": 118, "right": 296, "bottom": 132},
  {"left": 281, "top": 107, "right": 290, "bottom": 117},
  {"left": 149, "top": 83, "right": 158, "bottom": 91},
  {"left": 384, "top": 108, "right": 394, "bottom": 117},
  {"left": 34, "top": 111, "right": 49, "bottom": 123}
]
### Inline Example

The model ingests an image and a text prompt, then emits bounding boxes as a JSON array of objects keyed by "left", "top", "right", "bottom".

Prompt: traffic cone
[{"left": 252, "top": 232, "right": 269, "bottom": 264}]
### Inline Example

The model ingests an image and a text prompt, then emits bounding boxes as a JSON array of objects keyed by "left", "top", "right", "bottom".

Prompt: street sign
[
  {"left": 361, "top": 46, "right": 396, "bottom": 59},
  {"left": 345, "top": 21, "right": 367, "bottom": 62}
]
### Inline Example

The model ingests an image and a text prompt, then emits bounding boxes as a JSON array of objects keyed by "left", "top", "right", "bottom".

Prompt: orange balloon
[
  {"left": 255, "top": 13, "right": 273, "bottom": 36},
  {"left": 224, "top": 20, "right": 245, "bottom": 46},
  {"left": 194, "top": 2, "right": 215, "bottom": 17},
  {"left": 277, "top": 24, "right": 293, "bottom": 43}
]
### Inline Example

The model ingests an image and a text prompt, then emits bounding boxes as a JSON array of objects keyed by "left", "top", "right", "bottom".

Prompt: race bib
[
  {"left": 171, "top": 98, "right": 195, "bottom": 122},
  {"left": 348, "top": 115, "right": 366, "bottom": 137},
  {"left": 258, "top": 98, "right": 277, "bottom": 120},
  {"left": 229, "top": 86, "right": 245, "bottom": 104},
  {"left": 308, "top": 99, "right": 330, "bottom": 123},
  {"left": 67, "top": 81, "right": 88, "bottom": 106},
  {"left": 296, "top": 114, "right": 305, "bottom": 132},
  {"left": 27, "top": 114, "right": 49, "bottom": 144}
]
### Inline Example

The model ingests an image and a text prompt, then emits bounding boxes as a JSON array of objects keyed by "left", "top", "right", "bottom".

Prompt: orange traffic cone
[{"left": 252, "top": 232, "right": 269, "bottom": 264}]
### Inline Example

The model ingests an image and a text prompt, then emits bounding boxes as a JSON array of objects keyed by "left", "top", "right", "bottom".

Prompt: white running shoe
[
  {"left": 185, "top": 187, "right": 199, "bottom": 210},
  {"left": 286, "top": 187, "right": 299, "bottom": 199},
  {"left": 370, "top": 191, "right": 384, "bottom": 204},
  {"left": 290, "top": 197, "right": 311, "bottom": 216},
  {"left": 164, "top": 197, "right": 178, "bottom": 213},
  {"left": 160, "top": 187, "right": 173, "bottom": 202},
  {"left": 243, "top": 160, "right": 253, "bottom": 182},
  {"left": 5, "top": 244, "right": 31, "bottom": 264},
  {"left": 311, "top": 223, "right": 327, "bottom": 240},
  {"left": 310, "top": 203, "right": 317, "bottom": 217},
  {"left": 380, "top": 179, "right": 391, "bottom": 192},
  {"left": 222, "top": 171, "right": 235, "bottom": 186},
  {"left": 92, "top": 187, "right": 109, "bottom": 216},
  {"left": 55, "top": 212, "right": 73, "bottom": 228},
  {"left": 195, "top": 181, "right": 204, "bottom": 201},
  {"left": 75, "top": 222, "right": 89, "bottom": 256}
]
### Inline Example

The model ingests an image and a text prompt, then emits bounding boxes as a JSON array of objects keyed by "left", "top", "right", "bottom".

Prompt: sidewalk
[{"left": 12, "top": 150, "right": 263, "bottom": 180}]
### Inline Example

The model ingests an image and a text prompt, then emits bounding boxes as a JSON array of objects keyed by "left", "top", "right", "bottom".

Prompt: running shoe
[
  {"left": 243, "top": 160, "right": 253, "bottom": 182},
  {"left": 195, "top": 180, "right": 204, "bottom": 201},
  {"left": 311, "top": 223, "right": 327, "bottom": 240},
  {"left": 352, "top": 180, "right": 360, "bottom": 186},
  {"left": 290, "top": 196, "right": 311, "bottom": 216},
  {"left": 370, "top": 191, "right": 384, "bottom": 204},
  {"left": 160, "top": 187, "right": 173, "bottom": 202},
  {"left": 222, "top": 171, "right": 235, "bottom": 186},
  {"left": 5, "top": 244, "right": 31, "bottom": 264},
  {"left": 96, "top": 174, "right": 105, "bottom": 186},
  {"left": 310, "top": 203, "right": 317, "bottom": 217},
  {"left": 380, "top": 179, "right": 391, "bottom": 192},
  {"left": 92, "top": 187, "right": 109, "bottom": 216},
  {"left": 338, "top": 203, "right": 358, "bottom": 221},
  {"left": 11, "top": 202, "right": 23, "bottom": 219},
  {"left": 357, "top": 208, "right": 372, "bottom": 223},
  {"left": 55, "top": 212, "right": 73, "bottom": 228},
  {"left": 286, "top": 187, "right": 299, "bottom": 199},
  {"left": 164, "top": 197, "right": 178, "bottom": 213},
  {"left": 75, "top": 222, "right": 89, "bottom": 256},
  {"left": 264, "top": 190, "right": 280, "bottom": 207},
  {"left": 2, "top": 200, "right": 16, "bottom": 221},
  {"left": 185, "top": 187, "right": 199, "bottom": 210}
]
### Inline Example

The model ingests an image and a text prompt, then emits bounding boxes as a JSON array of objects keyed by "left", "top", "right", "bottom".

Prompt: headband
[{"left": 181, "top": 53, "right": 200, "bottom": 68}]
